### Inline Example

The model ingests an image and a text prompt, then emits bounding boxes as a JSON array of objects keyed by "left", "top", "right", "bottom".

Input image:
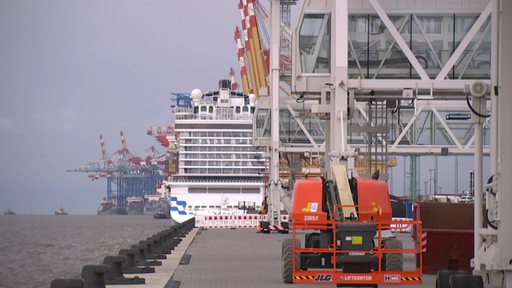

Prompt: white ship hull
[{"left": 169, "top": 186, "right": 263, "bottom": 223}]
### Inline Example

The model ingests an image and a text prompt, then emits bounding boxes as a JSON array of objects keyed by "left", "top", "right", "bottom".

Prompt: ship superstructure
[{"left": 167, "top": 80, "right": 267, "bottom": 223}]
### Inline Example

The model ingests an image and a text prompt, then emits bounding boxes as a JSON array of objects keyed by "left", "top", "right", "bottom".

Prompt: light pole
[{"left": 429, "top": 169, "right": 434, "bottom": 196}]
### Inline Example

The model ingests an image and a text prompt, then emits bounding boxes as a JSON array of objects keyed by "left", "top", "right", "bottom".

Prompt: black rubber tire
[
  {"left": 382, "top": 237, "right": 403, "bottom": 271},
  {"left": 436, "top": 270, "right": 466, "bottom": 288},
  {"left": 260, "top": 221, "right": 270, "bottom": 234},
  {"left": 449, "top": 274, "right": 483, "bottom": 288},
  {"left": 282, "top": 238, "right": 300, "bottom": 283}
]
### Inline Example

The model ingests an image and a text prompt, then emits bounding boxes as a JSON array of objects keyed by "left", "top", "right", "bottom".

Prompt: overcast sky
[
  {"left": 0, "top": 1, "right": 488, "bottom": 215},
  {"left": 0, "top": 1, "right": 242, "bottom": 214}
]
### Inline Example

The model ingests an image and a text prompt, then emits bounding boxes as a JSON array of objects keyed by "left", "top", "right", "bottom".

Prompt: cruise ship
[{"left": 166, "top": 80, "right": 268, "bottom": 223}]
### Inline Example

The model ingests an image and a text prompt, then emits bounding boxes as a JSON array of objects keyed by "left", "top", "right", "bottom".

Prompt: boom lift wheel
[
  {"left": 382, "top": 237, "right": 403, "bottom": 271},
  {"left": 282, "top": 238, "right": 301, "bottom": 283}
]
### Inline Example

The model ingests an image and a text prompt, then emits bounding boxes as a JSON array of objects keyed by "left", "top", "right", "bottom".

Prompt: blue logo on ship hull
[{"left": 169, "top": 197, "right": 194, "bottom": 222}]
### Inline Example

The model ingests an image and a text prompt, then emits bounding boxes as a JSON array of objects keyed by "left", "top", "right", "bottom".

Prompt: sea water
[{"left": 0, "top": 214, "right": 173, "bottom": 288}]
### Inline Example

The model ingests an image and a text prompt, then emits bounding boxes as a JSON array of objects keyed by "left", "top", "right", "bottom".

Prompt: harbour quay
[{"left": 52, "top": 223, "right": 439, "bottom": 288}]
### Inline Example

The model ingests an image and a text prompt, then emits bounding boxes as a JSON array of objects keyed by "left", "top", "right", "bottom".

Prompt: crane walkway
[{"left": 110, "top": 227, "right": 436, "bottom": 288}]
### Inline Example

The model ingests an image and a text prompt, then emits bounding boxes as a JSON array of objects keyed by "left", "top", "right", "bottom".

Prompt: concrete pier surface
[{"left": 168, "top": 228, "right": 436, "bottom": 288}]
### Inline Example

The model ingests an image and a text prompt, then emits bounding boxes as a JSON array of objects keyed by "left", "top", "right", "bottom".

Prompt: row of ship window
[
  {"left": 184, "top": 139, "right": 252, "bottom": 145},
  {"left": 179, "top": 168, "right": 263, "bottom": 174}
]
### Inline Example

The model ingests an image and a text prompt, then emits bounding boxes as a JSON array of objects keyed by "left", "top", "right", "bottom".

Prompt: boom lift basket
[{"left": 284, "top": 204, "right": 423, "bottom": 286}]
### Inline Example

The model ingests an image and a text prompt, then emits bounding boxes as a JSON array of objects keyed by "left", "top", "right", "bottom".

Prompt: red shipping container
[{"left": 414, "top": 202, "right": 475, "bottom": 274}]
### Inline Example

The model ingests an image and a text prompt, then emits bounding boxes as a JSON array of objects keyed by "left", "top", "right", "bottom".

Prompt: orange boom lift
[{"left": 282, "top": 166, "right": 423, "bottom": 286}]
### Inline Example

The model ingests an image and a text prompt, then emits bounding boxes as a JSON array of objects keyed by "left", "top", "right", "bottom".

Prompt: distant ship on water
[
  {"left": 126, "top": 197, "right": 144, "bottom": 215},
  {"left": 97, "top": 198, "right": 127, "bottom": 215},
  {"left": 96, "top": 197, "right": 149, "bottom": 215},
  {"left": 54, "top": 206, "right": 68, "bottom": 215},
  {"left": 144, "top": 194, "right": 171, "bottom": 219},
  {"left": 3, "top": 208, "right": 15, "bottom": 215}
]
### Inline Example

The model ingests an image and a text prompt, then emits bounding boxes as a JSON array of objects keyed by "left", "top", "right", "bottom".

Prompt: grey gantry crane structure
[
  {"left": 251, "top": 0, "right": 512, "bottom": 287},
  {"left": 255, "top": 0, "right": 493, "bottom": 230}
]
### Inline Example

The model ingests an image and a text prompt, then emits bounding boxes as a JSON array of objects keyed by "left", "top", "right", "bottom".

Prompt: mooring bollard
[
  {"left": 131, "top": 244, "right": 162, "bottom": 266},
  {"left": 146, "top": 236, "right": 167, "bottom": 255},
  {"left": 169, "top": 227, "right": 182, "bottom": 247},
  {"left": 118, "top": 248, "right": 155, "bottom": 274},
  {"left": 139, "top": 240, "right": 166, "bottom": 260},
  {"left": 150, "top": 234, "right": 172, "bottom": 254},
  {"left": 81, "top": 264, "right": 109, "bottom": 288},
  {"left": 50, "top": 278, "right": 84, "bottom": 288},
  {"left": 103, "top": 255, "right": 145, "bottom": 285},
  {"left": 154, "top": 231, "right": 173, "bottom": 253}
]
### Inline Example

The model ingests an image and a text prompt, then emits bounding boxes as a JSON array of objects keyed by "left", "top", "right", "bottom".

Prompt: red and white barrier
[
  {"left": 422, "top": 232, "right": 427, "bottom": 252},
  {"left": 195, "top": 214, "right": 291, "bottom": 231},
  {"left": 195, "top": 214, "right": 266, "bottom": 229},
  {"left": 390, "top": 217, "right": 414, "bottom": 233}
]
